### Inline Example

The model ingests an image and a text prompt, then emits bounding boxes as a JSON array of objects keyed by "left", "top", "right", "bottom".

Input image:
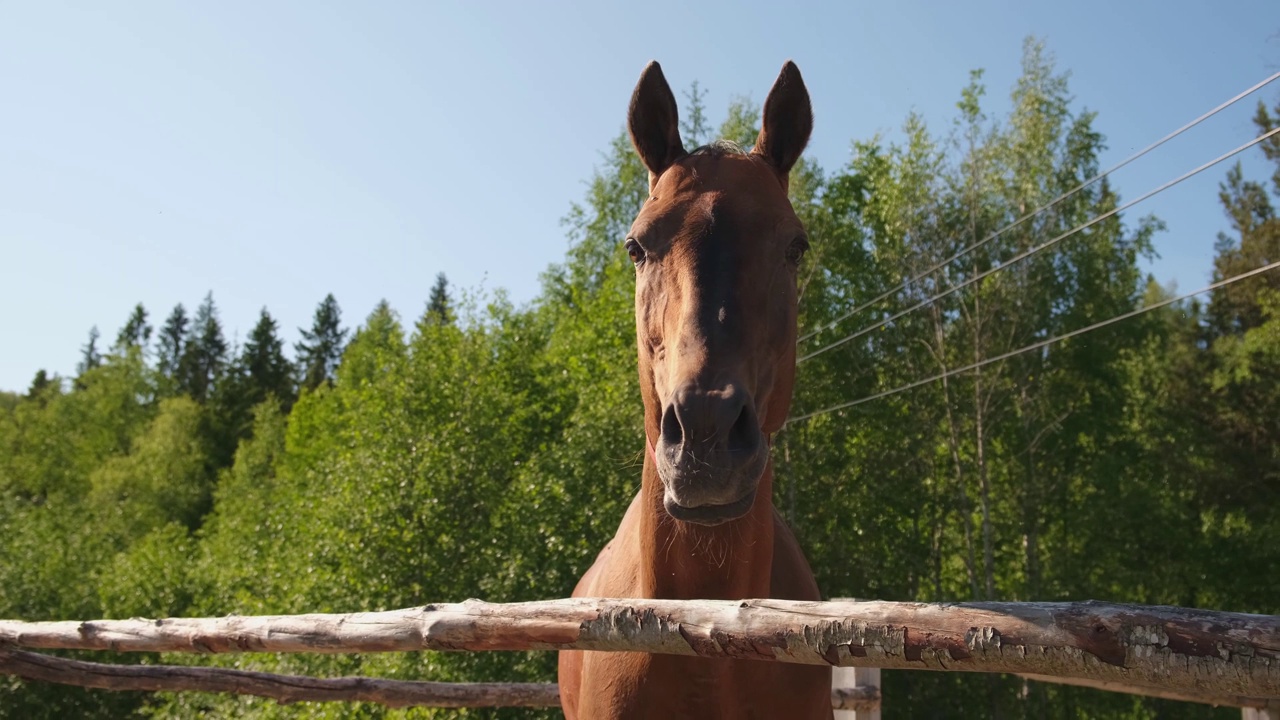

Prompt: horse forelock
[{"left": 688, "top": 139, "right": 749, "bottom": 157}]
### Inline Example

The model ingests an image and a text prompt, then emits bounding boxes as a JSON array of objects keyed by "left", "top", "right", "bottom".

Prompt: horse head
[{"left": 626, "top": 61, "right": 813, "bottom": 526}]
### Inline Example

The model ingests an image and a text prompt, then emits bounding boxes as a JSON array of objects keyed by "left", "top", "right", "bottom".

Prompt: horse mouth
[{"left": 663, "top": 487, "right": 758, "bottom": 526}]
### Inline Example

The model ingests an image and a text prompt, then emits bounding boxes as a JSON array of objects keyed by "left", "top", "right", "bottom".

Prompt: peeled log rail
[
  {"left": 1015, "top": 672, "right": 1279, "bottom": 711},
  {"left": 0, "top": 647, "right": 560, "bottom": 708},
  {"left": 2, "top": 598, "right": 1277, "bottom": 702},
  {"left": 0, "top": 648, "right": 1267, "bottom": 712},
  {"left": 0, "top": 648, "right": 882, "bottom": 711}
]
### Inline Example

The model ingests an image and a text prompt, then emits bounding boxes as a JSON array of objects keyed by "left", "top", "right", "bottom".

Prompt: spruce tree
[
  {"left": 243, "top": 308, "right": 295, "bottom": 408},
  {"left": 207, "top": 308, "right": 297, "bottom": 469},
  {"left": 178, "top": 292, "right": 228, "bottom": 403},
  {"left": 26, "top": 369, "right": 53, "bottom": 398},
  {"left": 681, "top": 80, "right": 710, "bottom": 148},
  {"left": 77, "top": 326, "right": 102, "bottom": 376},
  {"left": 425, "top": 273, "right": 453, "bottom": 326},
  {"left": 1198, "top": 95, "right": 1280, "bottom": 513},
  {"left": 114, "top": 303, "right": 152, "bottom": 351},
  {"left": 296, "top": 294, "right": 348, "bottom": 392},
  {"left": 1208, "top": 161, "right": 1279, "bottom": 336},
  {"left": 156, "top": 304, "right": 188, "bottom": 381}
]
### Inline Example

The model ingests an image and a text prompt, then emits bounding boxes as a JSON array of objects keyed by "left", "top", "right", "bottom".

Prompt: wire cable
[
  {"left": 797, "top": 69, "right": 1280, "bottom": 346},
  {"left": 797, "top": 126, "right": 1280, "bottom": 365},
  {"left": 786, "top": 259, "right": 1280, "bottom": 426}
]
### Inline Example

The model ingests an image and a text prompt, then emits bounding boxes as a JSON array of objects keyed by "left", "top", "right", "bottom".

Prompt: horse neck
[{"left": 637, "top": 455, "right": 777, "bottom": 600}]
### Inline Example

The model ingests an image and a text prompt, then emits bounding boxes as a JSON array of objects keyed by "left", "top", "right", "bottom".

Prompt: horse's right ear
[{"left": 628, "top": 61, "right": 685, "bottom": 189}]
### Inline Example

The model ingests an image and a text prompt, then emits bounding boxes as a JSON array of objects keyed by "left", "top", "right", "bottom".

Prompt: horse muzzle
[{"left": 652, "top": 381, "right": 769, "bottom": 526}]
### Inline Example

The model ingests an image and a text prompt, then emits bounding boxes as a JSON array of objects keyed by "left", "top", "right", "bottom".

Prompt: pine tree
[
  {"left": 26, "top": 369, "right": 53, "bottom": 398},
  {"left": 156, "top": 304, "right": 189, "bottom": 381},
  {"left": 681, "top": 80, "right": 710, "bottom": 148},
  {"left": 1208, "top": 160, "right": 1279, "bottom": 336},
  {"left": 296, "top": 294, "right": 348, "bottom": 392},
  {"left": 425, "top": 273, "right": 453, "bottom": 326},
  {"left": 1197, "top": 95, "right": 1280, "bottom": 514},
  {"left": 206, "top": 308, "right": 297, "bottom": 470},
  {"left": 114, "top": 303, "right": 152, "bottom": 351},
  {"left": 243, "top": 308, "right": 295, "bottom": 408},
  {"left": 177, "top": 292, "right": 228, "bottom": 403},
  {"left": 77, "top": 326, "right": 102, "bottom": 376}
]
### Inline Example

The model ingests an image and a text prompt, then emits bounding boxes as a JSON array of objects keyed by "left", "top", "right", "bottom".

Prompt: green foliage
[
  {"left": 242, "top": 309, "right": 296, "bottom": 406},
  {"left": 115, "top": 303, "right": 153, "bottom": 351},
  {"left": 717, "top": 96, "right": 760, "bottom": 149},
  {"left": 296, "top": 294, "right": 349, "bottom": 392},
  {"left": 543, "top": 132, "right": 647, "bottom": 303},
  {"left": 157, "top": 303, "right": 189, "bottom": 386},
  {"left": 0, "top": 38, "right": 1275, "bottom": 720},
  {"left": 76, "top": 325, "right": 102, "bottom": 377},
  {"left": 25, "top": 369, "right": 53, "bottom": 398},
  {"left": 178, "top": 292, "right": 229, "bottom": 403},
  {"left": 194, "top": 398, "right": 290, "bottom": 614},
  {"left": 425, "top": 273, "right": 454, "bottom": 326},
  {"left": 99, "top": 522, "right": 197, "bottom": 619},
  {"left": 209, "top": 308, "right": 296, "bottom": 469},
  {"left": 88, "top": 396, "right": 211, "bottom": 545},
  {"left": 680, "top": 80, "right": 709, "bottom": 148},
  {"left": 0, "top": 349, "right": 163, "bottom": 718}
]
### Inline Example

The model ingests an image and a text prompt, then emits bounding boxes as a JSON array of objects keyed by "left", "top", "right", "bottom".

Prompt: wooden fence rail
[
  {"left": 0, "top": 646, "right": 561, "bottom": 709},
  {"left": 0, "top": 647, "right": 883, "bottom": 711},
  {"left": 5, "top": 646, "right": 1277, "bottom": 713},
  {"left": 2, "top": 597, "right": 1278, "bottom": 709}
]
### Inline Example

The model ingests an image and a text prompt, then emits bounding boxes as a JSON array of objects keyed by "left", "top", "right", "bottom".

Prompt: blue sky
[{"left": 2, "top": 0, "right": 1277, "bottom": 392}]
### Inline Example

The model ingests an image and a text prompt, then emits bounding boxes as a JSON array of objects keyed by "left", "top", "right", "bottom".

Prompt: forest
[{"left": 2, "top": 40, "right": 1278, "bottom": 718}]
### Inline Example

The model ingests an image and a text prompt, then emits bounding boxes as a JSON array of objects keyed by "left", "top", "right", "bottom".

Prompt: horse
[{"left": 557, "top": 60, "right": 833, "bottom": 719}]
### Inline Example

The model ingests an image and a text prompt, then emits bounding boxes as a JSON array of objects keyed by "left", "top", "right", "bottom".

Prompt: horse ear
[
  {"left": 753, "top": 61, "right": 813, "bottom": 179},
  {"left": 628, "top": 61, "right": 685, "bottom": 188}
]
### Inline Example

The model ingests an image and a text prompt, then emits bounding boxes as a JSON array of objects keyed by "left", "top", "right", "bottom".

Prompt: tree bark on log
[
  {"left": 2, "top": 598, "right": 1277, "bottom": 701},
  {"left": 1016, "top": 672, "right": 1279, "bottom": 711},
  {"left": 0, "top": 647, "right": 560, "bottom": 708},
  {"left": 6, "top": 647, "right": 1269, "bottom": 711},
  {"left": 0, "top": 648, "right": 882, "bottom": 711}
]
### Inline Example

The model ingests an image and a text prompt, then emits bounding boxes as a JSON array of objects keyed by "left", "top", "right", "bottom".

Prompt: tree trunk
[{"left": 931, "top": 304, "right": 981, "bottom": 599}]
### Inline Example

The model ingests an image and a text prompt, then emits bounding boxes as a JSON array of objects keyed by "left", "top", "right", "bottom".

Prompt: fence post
[
  {"left": 831, "top": 598, "right": 881, "bottom": 720},
  {"left": 1243, "top": 704, "right": 1279, "bottom": 720},
  {"left": 832, "top": 665, "right": 881, "bottom": 720}
]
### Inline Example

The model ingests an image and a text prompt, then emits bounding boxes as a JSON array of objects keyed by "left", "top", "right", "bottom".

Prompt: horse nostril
[
  {"left": 660, "top": 403, "right": 683, "bottom": 447},
  {"left": 727, "top": 402, "right": 759, "bottom": 454}
]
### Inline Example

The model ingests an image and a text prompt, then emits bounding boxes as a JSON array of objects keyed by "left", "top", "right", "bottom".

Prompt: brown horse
[{"left": 557, "top": 61, "right": 833, "bottom": 719}]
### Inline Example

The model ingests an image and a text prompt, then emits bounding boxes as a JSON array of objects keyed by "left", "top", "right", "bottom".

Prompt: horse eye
[
  {"left": 625, "top": 238, "right": 646, "bottom": 265},
  {"left": 786, "top": 236, "right": 810, "bottom": 265}
]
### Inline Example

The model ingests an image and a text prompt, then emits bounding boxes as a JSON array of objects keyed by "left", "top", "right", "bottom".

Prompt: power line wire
[
  {"left": 797, "top": 126, "right": 1280, "bottom": 365},
  {"left": 786, "top": 259, "right": 1280, "bottom": 426},
  {"left": 797, "top": 69, "right": 1280, "bottom": 346}
]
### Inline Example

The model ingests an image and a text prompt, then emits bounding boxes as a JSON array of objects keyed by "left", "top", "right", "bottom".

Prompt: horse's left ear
[{"left": 753, "top": 61, "right": 813, "bottom": 180}]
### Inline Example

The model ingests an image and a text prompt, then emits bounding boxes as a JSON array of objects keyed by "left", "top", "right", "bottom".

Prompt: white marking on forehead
[
  {"left": 718, "top": 306, "right": 727, "bottom": 324},
  {"left": 696, "top": 191, "right": 722, "bottom": 225}
]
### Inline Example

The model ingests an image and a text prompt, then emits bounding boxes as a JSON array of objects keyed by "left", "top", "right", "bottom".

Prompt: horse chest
[{"left": 581, "top": 653, "right": 830, "bottom": 720}]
